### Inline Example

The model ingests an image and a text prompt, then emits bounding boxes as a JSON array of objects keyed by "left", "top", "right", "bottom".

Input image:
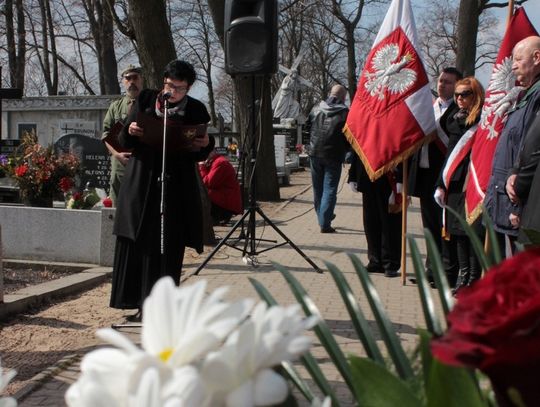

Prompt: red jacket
[{"left": 199, "top": 154, "right": 242, "bottom": 214}]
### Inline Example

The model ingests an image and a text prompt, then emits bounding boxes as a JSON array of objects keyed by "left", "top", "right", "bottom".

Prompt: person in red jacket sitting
[{"left": 199, "top": 136, "right": 243, "bottom": 225}]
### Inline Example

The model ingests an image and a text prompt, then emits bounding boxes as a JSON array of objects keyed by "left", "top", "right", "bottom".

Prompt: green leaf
[
  {"left": 423, "top": 229, "right": 454, "bottom": 316},
  {"left": 349, "top": 356, "right": 421, "bottom": 407},
  {"left": 426, "top": 359, "right": 486, "bottom": 407},
  {"left": 347, "top": 253, "right": 414, "bottom": 380},
  {"left": 324, "top": 260, "right": 385, "bottom": 364},
  {"left": 481, "top": 210, "right": 502, "bottom": 266},
  {"left": 408, "top": 236, "right": 443, "bottom": 336},
  {"left": 417, "top": 329, "right": 433, "bottom": 389},
  {"left": 248, "top": 278, "right": 337, "bottom": 404},
  {"left": 445, "top": 206, "right": 490, "bottom": 270},
  {"left": 523, "top": 227, "right": 540, "bottom": 246},
  {"left": 272, "top": 263, "right": 356, "bottom": 394}
]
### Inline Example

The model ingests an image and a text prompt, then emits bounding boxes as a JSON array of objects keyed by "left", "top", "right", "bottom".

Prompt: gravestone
[
  {"left": 0, "top": 139, "right": 21, "bottom": 156},
  {"left": 54, "top": 133, "right": 110, "bottom": 191}
]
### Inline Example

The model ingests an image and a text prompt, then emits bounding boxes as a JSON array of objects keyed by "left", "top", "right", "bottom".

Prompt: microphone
[{"left": 163, "top": 92, "right": 173, "bottom": 100}]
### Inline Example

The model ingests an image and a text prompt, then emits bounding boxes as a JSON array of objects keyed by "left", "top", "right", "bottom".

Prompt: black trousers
[{"left": 362, "top": 182, "right": 401, "bottom": 272}]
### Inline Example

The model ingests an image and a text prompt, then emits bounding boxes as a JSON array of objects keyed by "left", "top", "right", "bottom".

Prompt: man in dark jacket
[
  {"left": 506, "top": 111, "right": 540, "bottom": 244},
  {"left": 408, "top": 67, "right": 462, "bottom": 285},
  {"left": 485, "top": 36, "right": 540, "bottom": 256},
  {"left": 307, "top": 84, "right": 349, "bottom": 233}
]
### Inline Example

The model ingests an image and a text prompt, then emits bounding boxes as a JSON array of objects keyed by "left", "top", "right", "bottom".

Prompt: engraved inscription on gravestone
[{"left": 54, "top": 134, "right": 111, "bottom": 191}]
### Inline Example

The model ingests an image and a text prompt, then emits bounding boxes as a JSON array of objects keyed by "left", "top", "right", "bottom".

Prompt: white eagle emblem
[
  {"left": 364, "top": 43, "right": 417, "bottom": 100},
  {"left": 480, "top": 56, "right": 524, "bottom": 139}
]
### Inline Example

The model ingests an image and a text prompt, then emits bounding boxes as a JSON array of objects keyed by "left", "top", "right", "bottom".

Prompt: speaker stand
[{"left": 194, "top": 76, "right": 321, "bottom": 275}]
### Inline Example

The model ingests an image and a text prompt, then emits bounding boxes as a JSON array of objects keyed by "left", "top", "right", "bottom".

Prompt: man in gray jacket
[{"left": 307, "top": 85, "right": 349, "bottom": 233}]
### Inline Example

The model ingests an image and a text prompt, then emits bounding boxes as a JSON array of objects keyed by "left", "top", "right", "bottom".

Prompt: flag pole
[
  {"left": 401, "top": 159, "right": 408, "bottom": 285},
  {"left": 507, "top": 0, "right": 515, "bottom": 26}
]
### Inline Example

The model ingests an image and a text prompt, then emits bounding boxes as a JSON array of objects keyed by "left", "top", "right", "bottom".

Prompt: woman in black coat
[
  {"left": 435, "top": 76, "right": 484, "bottom": 293},
  {"left": 110, "top": 60, "right": 211, "bottom": 316}
]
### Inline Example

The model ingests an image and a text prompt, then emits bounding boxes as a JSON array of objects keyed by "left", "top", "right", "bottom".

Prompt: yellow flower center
[{"left": 159, "top": 348, "right": 173, "bottom": 362}]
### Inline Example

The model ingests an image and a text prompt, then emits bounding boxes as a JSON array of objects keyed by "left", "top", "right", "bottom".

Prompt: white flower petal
[
  {"left": 225, "top": 379, "right": 255, "bottom": 407},
  {"left": 253, "top": 369, "right": 288, "bottom": 406},
  {"left": 96, "top": 328, "right": 139, "bottom": 354}
]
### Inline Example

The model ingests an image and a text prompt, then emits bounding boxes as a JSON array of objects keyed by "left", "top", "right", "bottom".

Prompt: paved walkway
[{"left": 16, "top": 168, "right": 432, "bottom": 406}]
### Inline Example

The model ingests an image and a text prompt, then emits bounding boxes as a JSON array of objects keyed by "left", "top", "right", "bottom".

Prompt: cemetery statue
[{"left": 272, "top": 69, "right": 301, "bottom": 120}]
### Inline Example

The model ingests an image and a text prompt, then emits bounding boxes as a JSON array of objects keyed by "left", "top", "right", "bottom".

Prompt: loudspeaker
[{"left": 224, "top": 0, "right": 277, "bottom": 76}]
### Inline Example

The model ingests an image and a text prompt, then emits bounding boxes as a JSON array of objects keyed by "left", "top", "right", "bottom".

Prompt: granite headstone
[{"left": 54, "top": 133, "right": 110, "bottom": 191}]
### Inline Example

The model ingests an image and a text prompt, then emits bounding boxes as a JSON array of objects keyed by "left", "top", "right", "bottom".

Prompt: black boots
[{"left": 452, "top": 268, "right": 470, "bottom": 295}]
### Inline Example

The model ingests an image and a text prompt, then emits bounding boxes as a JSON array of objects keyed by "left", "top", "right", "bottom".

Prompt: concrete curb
[{"left": 0, "top": 266, "right": 112, "bottom": 320}]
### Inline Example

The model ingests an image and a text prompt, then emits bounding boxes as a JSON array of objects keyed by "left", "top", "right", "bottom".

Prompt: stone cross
[{"left": 0, "top": 67, "right": 23, "bottom": 139}]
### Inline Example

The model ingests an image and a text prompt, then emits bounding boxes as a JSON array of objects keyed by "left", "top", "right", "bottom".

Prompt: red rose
[
  {"left": 102, "top": 197, "right": 113, "bottom": 208},
  {"left": 59, "top": 177, "right": 74, "bottom": 192},
  {"left": 431, "top": 248, "right": 540, "bottom": 406},
  {"left": 15, "top": 164, "right": 28, "bottom": 177}
]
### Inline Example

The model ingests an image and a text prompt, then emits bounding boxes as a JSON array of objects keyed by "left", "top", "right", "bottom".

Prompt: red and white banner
[
  {"left": 344, "top": 0, "right": 435, "bottom": 180},
  {"left": 442, "top": 7, "right": 538, "bottom": 222}
]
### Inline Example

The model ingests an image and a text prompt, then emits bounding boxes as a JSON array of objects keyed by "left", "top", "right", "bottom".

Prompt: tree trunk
[
  {"left": 5, "top": 0, "right": 27, "bottom": 90},
  {"left": 345, "top": 25, "right": 357, "bottom": 98},
  {"left": 127, "top": 0, "right": 176, "bottom": 88},
  {"left": 456, "top": 0, "right": 481, "bottom": 77},
  {"left": 208, "top": 0, "right": 279, "bottom": 201}
]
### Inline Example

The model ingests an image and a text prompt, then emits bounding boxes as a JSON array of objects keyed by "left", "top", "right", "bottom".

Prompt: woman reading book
[{"left": 109, "top": 60, "right": 211, "bottom": 321}]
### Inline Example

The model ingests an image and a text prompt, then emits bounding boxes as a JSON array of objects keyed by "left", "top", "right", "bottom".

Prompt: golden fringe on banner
[
  {"left": 466, "top": 201, "right": 484, "bottom": 225},
  {"left": 343, "top": 123, "right": 435, "bottom": 181}
]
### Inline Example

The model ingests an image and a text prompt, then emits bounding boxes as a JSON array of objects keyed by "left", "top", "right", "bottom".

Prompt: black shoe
[
  {"left": 384, "top": 270, "right": 399, "bottom": 278},
  {"left": 320, "top": 226, "right": 336, "bottom": 233},
  {"left": 331, "top": 213, "right": 336, "bottom": 220},
  {"left": 125, "top": 310, "right": 142, "bottom": 323},
  {"left": 367, "top": 263, "right": 384, "bottom": 274}
]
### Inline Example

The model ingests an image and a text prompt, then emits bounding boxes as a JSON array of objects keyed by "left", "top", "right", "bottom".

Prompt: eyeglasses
[
  {"left": 163, "top": 82, "right": 189, "bottom": 93},
  {"left": 123, "top": 74, "right": 140, "bottom": 81},
  {"left": 454, "top": 90, "right": 473, "bottom": 98}
]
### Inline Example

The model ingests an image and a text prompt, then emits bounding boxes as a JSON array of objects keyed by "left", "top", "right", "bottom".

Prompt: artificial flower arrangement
[{"left": 0, "top": 133, "right": 79, "bottom": 205}]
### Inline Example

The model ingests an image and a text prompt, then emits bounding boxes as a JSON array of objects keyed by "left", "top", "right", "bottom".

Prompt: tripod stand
[{"left": 194, "top": 76, "right": 321, "bottom": 275}]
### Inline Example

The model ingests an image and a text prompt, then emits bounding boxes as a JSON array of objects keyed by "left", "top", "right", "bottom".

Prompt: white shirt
[{"left": 419, "top": 97, "right": 453, "bottom": 168}]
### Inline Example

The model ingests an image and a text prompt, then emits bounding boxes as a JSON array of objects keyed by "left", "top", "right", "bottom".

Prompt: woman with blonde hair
[{"left": 435, "top": 76, "right": 485, "bottom": 294}]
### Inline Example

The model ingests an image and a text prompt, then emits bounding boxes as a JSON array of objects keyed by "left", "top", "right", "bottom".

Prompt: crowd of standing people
[{"left": 101, "top": 35, "right": 540, "bottom": 320}]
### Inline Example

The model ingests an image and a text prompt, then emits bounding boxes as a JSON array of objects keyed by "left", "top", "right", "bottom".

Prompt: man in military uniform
[{"left": 102, "top": 65, "right": 143, "bottom": 205}]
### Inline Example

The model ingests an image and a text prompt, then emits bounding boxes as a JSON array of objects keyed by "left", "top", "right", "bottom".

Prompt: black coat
[
  {"left": 514, "top": 112, "right": 540, "bottom": 202},
  {"left": 438, "top": 110, "right": 477, "bottom": 235},
  {"left": 113, "top": 89, "right": 211, "bottom": 253},
  {"left": 408, "top": 103, "right": 459, "bottom": 198}
]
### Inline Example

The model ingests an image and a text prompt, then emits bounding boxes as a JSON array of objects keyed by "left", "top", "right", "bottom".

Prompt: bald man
[
  {"left": 307, "top": 85, "right": 350, "bottom": 233},
  {"left": 485, "top": 35, "right": 540, "bottom": 255}
]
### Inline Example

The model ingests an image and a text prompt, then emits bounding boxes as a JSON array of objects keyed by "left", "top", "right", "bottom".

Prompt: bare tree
[
  {"left": 175, "top": 0, "right": 222, "bottom": 126},
  {"left": 120, "top": 0, "right": 176, "bottom": 87},
  {"left": 2, "top": 0, "right": 26, "bottom": 90},
  {"left": 82, "top": 0, "right": 119, "bottom": 94},
  {"left": 456, "top": 0, "right": 528, "bottom": 76}
]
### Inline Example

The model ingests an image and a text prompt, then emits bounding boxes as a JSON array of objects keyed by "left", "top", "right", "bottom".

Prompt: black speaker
[{"left": 224, "top": 0, "right": 277, "bottom": 76}]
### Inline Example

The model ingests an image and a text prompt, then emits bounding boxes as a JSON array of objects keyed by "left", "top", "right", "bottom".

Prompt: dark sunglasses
[{"left": 454, "top": 90, "right": 473, "bottom": 98}]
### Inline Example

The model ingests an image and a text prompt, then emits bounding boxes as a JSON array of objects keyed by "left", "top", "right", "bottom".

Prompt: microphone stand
[{"left": 160, "top": 94, "right": 171, "bottom": 277}]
